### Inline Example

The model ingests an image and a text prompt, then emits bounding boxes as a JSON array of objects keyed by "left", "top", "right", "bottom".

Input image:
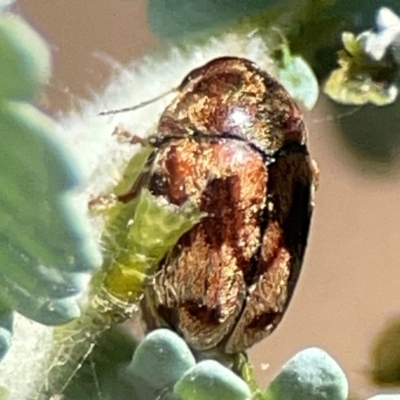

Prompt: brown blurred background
[{"left": 16, "top": 1, "right": 400, "bottom": 398}]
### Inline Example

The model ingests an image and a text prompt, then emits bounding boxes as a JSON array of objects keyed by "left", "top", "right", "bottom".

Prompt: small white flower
[{"left": 360, "top": 7, "right": 400, "bottom": 61}]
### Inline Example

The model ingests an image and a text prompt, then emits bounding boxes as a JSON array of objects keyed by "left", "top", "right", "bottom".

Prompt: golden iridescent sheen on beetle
[{"left": 120, "top": 57, "right": 318, "bottom": 354}]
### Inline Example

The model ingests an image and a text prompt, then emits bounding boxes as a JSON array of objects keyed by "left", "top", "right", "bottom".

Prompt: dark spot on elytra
[
  {"left": 183, "top": 301, "right": 222, "bottom": 326},
  {"left": 263, "top": 143, "right": 312, "bottom": 305},
  {"left": 245, "top": 311, "right": 282, "bottom": 331},
  {"left": 263, "top": 75, "right": 281, "bottom": 92},
  {"left": 153, "top": 144, "right": 190, "bottom": 206},
  {"left": 284, "top": 180, "right": 311, "bottom": 247},
  {"left": 196, "top": 73, "right": 243, "bottom": 95},
  {"left": 268, "top": 142, "right": 312, "bottom": 254},
  {"left": 199, "top": 176, "right": 245, "bottom": 253},
  {"left": 155, "top": 305, "right": 180, "bottom": 331},
  {"left": 198, "top": 175, "right": 253, "bottom": 275}
]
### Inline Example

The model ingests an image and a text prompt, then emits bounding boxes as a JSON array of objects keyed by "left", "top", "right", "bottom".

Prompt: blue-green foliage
[
  {"left": 123, "top": 329, "right": 352, "bottom": 400},
  {"left": 126, "top": 329, "right": 251, "bottom": 400},
  {"left": 265, "top": 347, "right": 348, "bottom": 400},
  {"left": 175, "top": 360, "right": 251, "bottom": 400},
  {"left": 0, "top": 13, "right": 51, "bottom": 99},
  {"left": 0, "top": 9, "right": 100, "bottom": 359},
  {"left": 148, "top": 0, "right": 287, "bottom": 39},
  {"left": 62, "top": 327, "right": 400, "bottom": 399},
  {"left": 126, "top": 329, "right": 196, "bottom": 400},
  {"left": 274, "top": 42, "right": 319, "bottom": 110}
]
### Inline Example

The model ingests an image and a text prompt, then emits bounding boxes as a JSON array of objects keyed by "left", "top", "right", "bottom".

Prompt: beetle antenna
[{"left": 99, "top": 88, "right": 177, "bottom": 116}]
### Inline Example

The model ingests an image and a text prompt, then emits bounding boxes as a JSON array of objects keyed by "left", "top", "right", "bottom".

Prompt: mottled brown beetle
[{"left": 118, "top": 57, "right": 317, "bottom": 354}]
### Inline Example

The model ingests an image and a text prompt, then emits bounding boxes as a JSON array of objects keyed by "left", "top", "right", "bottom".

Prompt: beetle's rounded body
[{"left": 130, "top": 57, "right": 316, "bottom": 353}]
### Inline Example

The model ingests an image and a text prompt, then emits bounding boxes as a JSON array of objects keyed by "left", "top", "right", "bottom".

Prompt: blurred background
[{"left": 14, "top": 0, "right": 400, "bottom": 398}]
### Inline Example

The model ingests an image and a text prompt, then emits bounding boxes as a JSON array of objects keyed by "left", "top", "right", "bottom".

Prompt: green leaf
[
  {"left": 4, "top": 293, "right": 81, "bottom": 326},
  {"left": 174, "top": 360, "right": 251, "bottom": 400},
  {"left": 126, "top": 329, "right": 196, "bottom": 400},
  {"left": 148, "top": 0, "right": 287, "bottom": 39},
  {"left": 0, "top": 13, "right": 51, "bottom": 100},
  {"left": 265, "top": 347, "right": 348, "bottom": 400},
  {"left": 275, "top": 43, "right": 319, "bottom": 110},
  {"left": 0, "top": 100, "right": 100, "bottom": 325}
]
